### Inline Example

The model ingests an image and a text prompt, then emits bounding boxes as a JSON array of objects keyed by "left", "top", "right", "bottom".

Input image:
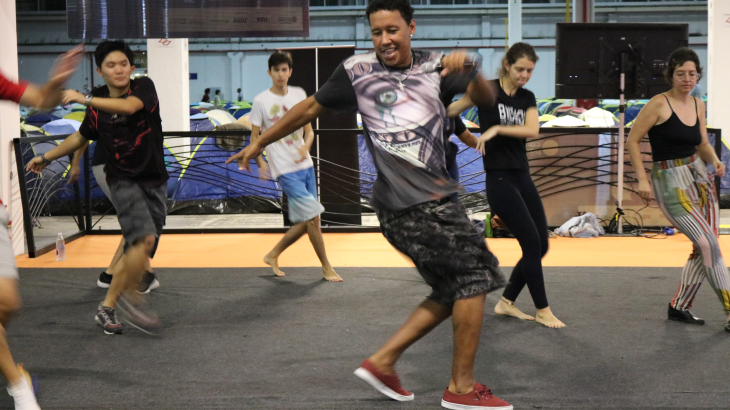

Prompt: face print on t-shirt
[{"left": 345, "top": 51, "right": 445, "bottom": 170}]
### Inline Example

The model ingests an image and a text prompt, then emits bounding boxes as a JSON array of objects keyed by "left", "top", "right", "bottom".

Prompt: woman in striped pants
[{"left": 628, "top": 47, "right": 730, "bottom": 333}]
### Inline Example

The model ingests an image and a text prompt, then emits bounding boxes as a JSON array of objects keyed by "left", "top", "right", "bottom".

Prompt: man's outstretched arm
[
  {"left": 226, "top": 96, "right": 326, "bottom": 171},
  {"left": 26, "top": 132, "right": 89, "bottom": 174}
]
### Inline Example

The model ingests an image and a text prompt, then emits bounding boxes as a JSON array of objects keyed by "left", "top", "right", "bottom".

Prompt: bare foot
[
  {"left": 263, "top": 254, "right": 285, "bottom": 277},
  {"left": 322, "top": 266, "right": 343, "bottom": 282},
  {"left": 535, "top": 307, "right": 566, "bottom": 328},
  {"left": 494, "top": 299, "right": 535, "bottom": 320}
]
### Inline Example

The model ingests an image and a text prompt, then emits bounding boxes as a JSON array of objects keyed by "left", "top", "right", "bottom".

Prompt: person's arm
[
  {"left": 62, "top": 90, "right": 144, "bottom": 116},
  {"left": 694, "top": 98, "right": 724, "bottom": 177},
  {"left": 627, "top": 96, "right": 664, "bottom": 201},
  {"left": 26, "top": 131, "right": 89, "bottom": 174},
  {"left": 226, "top": 96, "right": 325, "bottom": 171},
  {"left": 295, "top": 122, "right": 315, "bottom": 163},
  {"left": 440, "top": 52, "right": 497, "bottom": 108},
  {"left": 249, "top": 125, "right": 262, "bottom": 164},
  {"left": 446, "top": 95, "right": 474, "bottom": 118},
  {"left": 249, "top": 125, "right": 272, "bottom": 180},
  {"left": 456, "top": 129, "right": 478, "bottom": 149},
  {"left": 475, "top": 107, "right": 539, "bottom": 155},
  {"left": 18, "top": 45, "right": 84, "bottom": 109},
  {"left": 465, "top": 74, "right": 497, "bottom": 108},
  {"left": 67, "top": 143, "right": 89, "bottom": 183},
  {"left": 451, "top": 116, "right": 477, "bottom": 148}
]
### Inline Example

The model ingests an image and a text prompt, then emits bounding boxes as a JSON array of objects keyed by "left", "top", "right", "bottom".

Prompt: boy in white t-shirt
[{"left": 249, "top": 52, "right": 342, "bottom": 282}]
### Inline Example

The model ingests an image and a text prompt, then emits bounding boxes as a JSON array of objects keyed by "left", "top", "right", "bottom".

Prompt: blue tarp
[{"left": 170, "top": 136, "right": 280, "bottom": 202}]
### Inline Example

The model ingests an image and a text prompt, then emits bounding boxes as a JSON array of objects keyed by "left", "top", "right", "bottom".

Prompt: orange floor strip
[{"left": 15, "top": 233, "right": 730, "bottom": 269}]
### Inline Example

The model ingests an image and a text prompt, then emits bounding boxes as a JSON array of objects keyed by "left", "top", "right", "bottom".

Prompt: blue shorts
[{"left": 277, "top": 167, "right": 324, "bottom": 224}]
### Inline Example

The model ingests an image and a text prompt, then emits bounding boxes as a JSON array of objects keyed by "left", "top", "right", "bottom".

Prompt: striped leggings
[{"left": 651, "top": 155, "right": 730, "bottom": 314}]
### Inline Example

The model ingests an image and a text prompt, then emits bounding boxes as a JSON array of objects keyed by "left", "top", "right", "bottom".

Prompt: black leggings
[{"left": 486, "top": 169, "right": 549, "bottom": 309}]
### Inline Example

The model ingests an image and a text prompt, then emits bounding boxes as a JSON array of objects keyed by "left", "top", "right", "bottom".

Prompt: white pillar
[
  {"left": 0, "top": 0, "right": 25, "bottom": 255},
  {"left": 507, "top": 0, "right": 522, "bottom": 46},
  {"left": 227, "top": 52, "right": 244, "bottom": 101},
  {"left": 356, "top": 16, "right": 368, "bottom": 49},
  {"left": 147, "top": 39, "right": 190, "bottom": 158},
  {"left": 480, "top": 16, "right": 491, "bottom": 48},
  {"left": 708, "top": 0, "right": 730, "bottom": 133},
  {"left": 573, "top": 0, "right": 594, "bottom": 23}
]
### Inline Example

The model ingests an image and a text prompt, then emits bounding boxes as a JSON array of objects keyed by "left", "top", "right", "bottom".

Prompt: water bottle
[
  {"left": 56, "top": 233, "right": 65, "bottom": 261},
  {"left": 484, "top": 212, "right": 493, "bottom": 238},
  {"left": 664, "top": 227, "right": 677, "bottom": 236}
]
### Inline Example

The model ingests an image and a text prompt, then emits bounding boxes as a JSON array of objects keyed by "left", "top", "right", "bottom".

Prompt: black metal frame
[
  {"left": 13, "top": 135, "right": 88, "bottom": 257},
  {"left": 13, "top": 127, "right": 725, "bottom": 257},
  {"left": 714, "top": 129, "right": 723, "bottom": 197}
]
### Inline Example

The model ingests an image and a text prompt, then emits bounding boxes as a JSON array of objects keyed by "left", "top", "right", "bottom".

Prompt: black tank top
[{"left": 647, "top": 95, "right": 702, "bottom": 161}]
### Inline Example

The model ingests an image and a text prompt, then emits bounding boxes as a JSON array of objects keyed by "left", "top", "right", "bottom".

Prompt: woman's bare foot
[
  {"left": 494, "top": 298, "right": 535, "bottom": 320},
  {"left": 535, "top": 306, "right": 566, "bottom": 328},
  {"left": 263, "top": 254, "right": 285, "bottom": 277},
  {"left": 322, "top": 266, "right": 343, "bottom": 282}
]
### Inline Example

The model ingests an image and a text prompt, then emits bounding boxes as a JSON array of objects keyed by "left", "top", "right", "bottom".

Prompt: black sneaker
[
  {"left": 116, "top": 295, "right": 161, "bottom": 335},
  {"left": 667, "top": 304, "right": 705, "bottom": 325},
  {"left": 95, "top": 303, "right": 124, "bottom": 335},
  {"left": 137, "top": 271, "right": 160, "bottom": 294},
  {"left": 97, "top": 271, "right": 112, "bottom": 289}
]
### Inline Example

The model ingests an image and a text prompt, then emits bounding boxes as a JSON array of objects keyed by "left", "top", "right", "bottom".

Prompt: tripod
[{"left": 615, "top": 52, "right": 628, "bottom": 234}]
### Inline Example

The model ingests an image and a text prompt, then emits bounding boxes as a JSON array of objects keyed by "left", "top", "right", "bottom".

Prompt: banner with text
[{"left": 67, "top": 0, "right": 309, "bottom": 39}]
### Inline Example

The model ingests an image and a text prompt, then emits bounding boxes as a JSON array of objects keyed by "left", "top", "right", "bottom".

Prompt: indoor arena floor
[{"left": 12, "top": 234, "right": 730, "bottom": 409}]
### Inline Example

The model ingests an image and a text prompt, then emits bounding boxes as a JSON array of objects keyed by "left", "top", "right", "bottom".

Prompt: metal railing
[{"left": 13, "top": 127, "right": 724, "bottom": 257}]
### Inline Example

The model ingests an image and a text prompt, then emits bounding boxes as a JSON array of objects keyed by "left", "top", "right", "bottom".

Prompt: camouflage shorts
[{"left": 377, "top": 199, "right": 505, "bottom": 305}]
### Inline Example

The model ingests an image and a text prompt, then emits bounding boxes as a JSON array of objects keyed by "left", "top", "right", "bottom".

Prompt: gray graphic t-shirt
[{"left": 314, "top": 50, "right": 470, "bottom": 210}]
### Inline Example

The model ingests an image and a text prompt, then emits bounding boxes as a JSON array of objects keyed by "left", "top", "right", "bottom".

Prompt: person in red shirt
[
  {"left": 0, "top": 45, "right": 82, "bottom": 410},
  {"left": 0, "top": 46, "right": 82, "bottom": 108}
]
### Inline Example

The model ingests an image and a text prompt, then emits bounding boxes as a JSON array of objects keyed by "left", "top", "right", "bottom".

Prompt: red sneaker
[
  {"left": 353, "top": 359, "right": 414, "bottom": 401},
  {"left": 441, "top": 383, "right": 512, "bottom": 409}
]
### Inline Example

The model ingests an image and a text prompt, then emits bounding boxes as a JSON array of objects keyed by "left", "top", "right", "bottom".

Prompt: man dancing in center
[{"left": 227, "top": 1, "right": 510, "bottom": 408}]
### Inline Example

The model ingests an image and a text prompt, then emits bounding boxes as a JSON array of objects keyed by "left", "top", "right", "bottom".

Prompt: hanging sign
[{"left": 67, "top": 0, "right": 309, "bottom": 39}]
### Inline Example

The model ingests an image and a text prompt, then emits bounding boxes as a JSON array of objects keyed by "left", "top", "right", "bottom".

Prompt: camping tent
[
  {"left": 205, "top": 109, "right": 236, "bottom": 126},
  {"left": 42, "top": 119, "right": 81, "bottom": 136},
  {"left": 24, "top": 112, "right": 60, "bottom": 128}
]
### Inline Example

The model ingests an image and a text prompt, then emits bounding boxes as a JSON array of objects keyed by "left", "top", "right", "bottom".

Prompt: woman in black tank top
[{"left": 627, "top": 47, "right": 730, "bottom": 333}]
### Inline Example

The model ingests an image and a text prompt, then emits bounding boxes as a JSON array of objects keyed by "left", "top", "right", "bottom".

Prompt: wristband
[
  {"left": 40, "top": 153, "right": 52, "bottom": 165},
  {"left": 84, "top": 94, "right": 93, "bottom": 106}
]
